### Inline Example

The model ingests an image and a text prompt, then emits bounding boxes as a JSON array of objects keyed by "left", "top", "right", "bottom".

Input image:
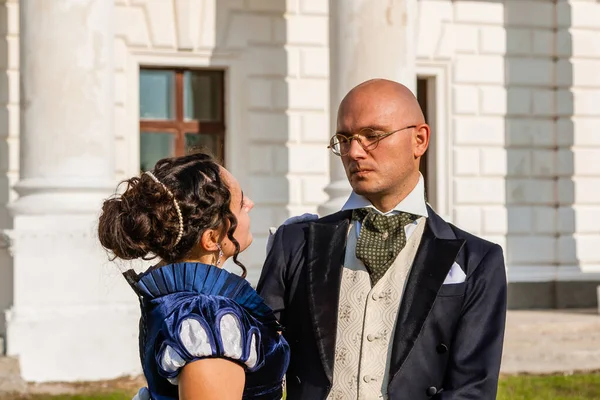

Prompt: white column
[
  {"left": 12, "top": 0, "right": 115, "bottom": 214},
  {"left": 319, "top": 0, "right": 418, "bottom": 216},
  {"left": 5, "top": 0, "right": 140, "bottom": 382}
]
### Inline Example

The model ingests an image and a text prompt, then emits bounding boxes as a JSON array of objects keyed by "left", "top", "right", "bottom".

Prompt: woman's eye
[{"left": 241, "top": 200, "right": 250, "bottom": 212}]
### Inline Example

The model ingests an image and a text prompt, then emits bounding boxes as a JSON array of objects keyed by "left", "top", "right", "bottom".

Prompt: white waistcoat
[{"left": 326, "top": 217, "right": 426, "bottom": 400}]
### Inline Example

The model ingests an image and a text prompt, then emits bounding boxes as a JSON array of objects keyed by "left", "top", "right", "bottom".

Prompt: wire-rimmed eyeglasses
[{"left": 327, "top": 125, "right": 417, "bottom": 156}]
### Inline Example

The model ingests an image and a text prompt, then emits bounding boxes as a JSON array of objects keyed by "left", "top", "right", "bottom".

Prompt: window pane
[
  {"left": 184, "top": 70, "right": 223, "bottom": 121},
  {"left": 185, "top": 133, "right": 221, "bottom": 158},
  {"left": 140, "top": 132, "right": 176, "bottom": 172},
  {"left": 140, "top": 69, "right": 174, "bottom": 120}
]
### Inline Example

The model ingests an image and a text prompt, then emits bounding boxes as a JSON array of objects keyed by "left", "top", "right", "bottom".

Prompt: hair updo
[{"left": 98, "top": 152, "right": 246, "bottom": 277}]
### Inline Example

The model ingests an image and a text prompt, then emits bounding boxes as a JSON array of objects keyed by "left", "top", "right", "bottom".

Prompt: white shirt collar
[{"left": 340, "top": 174, "right": 429, "bottom": 218}]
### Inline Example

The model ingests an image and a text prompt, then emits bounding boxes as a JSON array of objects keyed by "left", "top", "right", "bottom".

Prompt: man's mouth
[{"left": 350, "top": 167, "right": 374, "bottom": 176}]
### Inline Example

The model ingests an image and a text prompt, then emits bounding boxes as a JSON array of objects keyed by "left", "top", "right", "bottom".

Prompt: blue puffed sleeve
[{"left": 153, "top": 294, "right": 264, "bottom": 385}]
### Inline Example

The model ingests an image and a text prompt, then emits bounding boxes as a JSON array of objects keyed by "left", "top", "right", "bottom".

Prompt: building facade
[{"left": 1, "top": 0, "right": 600, "bottom": 382}]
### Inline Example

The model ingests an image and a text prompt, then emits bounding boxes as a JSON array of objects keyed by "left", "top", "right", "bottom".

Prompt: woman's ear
[{"left": 199, "top": 229, "right": 220, "bottom": 252}]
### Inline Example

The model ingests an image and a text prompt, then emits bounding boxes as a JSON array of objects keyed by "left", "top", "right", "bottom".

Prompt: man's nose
[{"left": 346, "top": 137, "right": 367, "bottom": 159}]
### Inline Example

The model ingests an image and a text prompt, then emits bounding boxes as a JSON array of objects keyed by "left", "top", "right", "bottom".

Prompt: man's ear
[
  {"left": 199, "top": 229, "right": 220, "bottom": 252},
  {"left": 414, "top": 124, "right": 430, "bottom": 158}
]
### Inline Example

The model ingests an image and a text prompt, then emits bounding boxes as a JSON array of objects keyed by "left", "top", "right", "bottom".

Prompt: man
[{"left": 257, "top": 79, "right": 507, "bottom": 399}]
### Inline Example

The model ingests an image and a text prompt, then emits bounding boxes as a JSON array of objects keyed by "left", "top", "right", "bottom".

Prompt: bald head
[
  {"left": 334, "top": 78, "right": 431, "bottom": 212},
  {"left": 338, "top": 79, "right": 425, "bottom": 125}
]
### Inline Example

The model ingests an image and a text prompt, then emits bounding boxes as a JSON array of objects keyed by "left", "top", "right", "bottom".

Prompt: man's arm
[
  {"left": 439, "top": 244, "right": 507, "bottom": 399},
  {"left": 256, "top": 224, "right": 289, "bottom": 322},
  {"left": 258, "top": 215, "right": 315, "bottom": 322}
]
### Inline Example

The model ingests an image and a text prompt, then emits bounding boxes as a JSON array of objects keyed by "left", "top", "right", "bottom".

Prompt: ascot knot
[{"left": 352, "top": 208, "right": 418, "bottom": 286}]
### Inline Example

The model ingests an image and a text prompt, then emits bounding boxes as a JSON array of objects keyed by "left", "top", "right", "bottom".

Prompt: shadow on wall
[
  {"left": 0, "top": 0, "right": 15, "bottom": 348},
  {"left": 504, "top": 1, "right": 584, "bottom": 308},
  {"left": 214, "top": 2, "right": 289, "bottom": 283}
]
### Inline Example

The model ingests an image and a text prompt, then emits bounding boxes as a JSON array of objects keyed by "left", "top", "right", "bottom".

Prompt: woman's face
[{"left": 220, "top": 168, "right": 254, "bottom": 257}]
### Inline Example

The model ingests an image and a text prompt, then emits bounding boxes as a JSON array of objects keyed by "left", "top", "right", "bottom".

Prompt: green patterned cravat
[{"left": 352, "top": 208, "right": 418, "bottom": 286}]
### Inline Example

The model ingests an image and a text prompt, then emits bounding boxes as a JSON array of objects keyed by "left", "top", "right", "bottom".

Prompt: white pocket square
[{"left": 443, "top": 262, "right": 466, "bottom": 284}]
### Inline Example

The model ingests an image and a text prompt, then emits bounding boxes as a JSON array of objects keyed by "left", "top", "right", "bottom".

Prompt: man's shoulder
[
  {"left": 450, "top": 225, "right": 505, "bottom": 280},
  {"left": 428, "top": 209, "right": 498, "bottom": 250},
  {"left": 282, "top": 210, "right": 351, "bottom": 231},
  {"left": 432, "top": 214, "right": 504, "bottom": 275},
  {"left": 448, "top": 223, "right": 499, "bottom": 252},
  {"left": 316, "top": 209, "right": 353, "bottom": 224},
  {"left": 276, "top": 210, "right": 351, "bottom": 246}
]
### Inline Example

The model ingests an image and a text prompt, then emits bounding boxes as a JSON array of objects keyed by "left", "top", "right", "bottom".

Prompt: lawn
[
  {"left": 4, "top": 373, "right": 600, "bottom": 399},
  {"left": 497, "top": 373, "right": 600, "bottom": 400}
]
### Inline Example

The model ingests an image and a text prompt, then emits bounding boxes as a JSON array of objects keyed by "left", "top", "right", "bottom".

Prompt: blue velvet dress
[{"left": 126, "top": 262, "right": 290, "bottom": 400}]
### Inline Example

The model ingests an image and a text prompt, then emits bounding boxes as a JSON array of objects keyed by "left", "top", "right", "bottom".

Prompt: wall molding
[{"left": 508, "top": 265, "right": 600, "bottom": 282}]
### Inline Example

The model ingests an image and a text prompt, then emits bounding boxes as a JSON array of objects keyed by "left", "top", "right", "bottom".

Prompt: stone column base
[
  {"left": 508, "top": 281, "right": 600, "bottom": 309},
  {"left": 0, "top": 355, "right": 26, "bottom": 393},
  {"left": 6, "top": 306, "right": 140, "bottom": 382},
  {"left": 5, "top": 214, "right": 142, "bottom": 382}
]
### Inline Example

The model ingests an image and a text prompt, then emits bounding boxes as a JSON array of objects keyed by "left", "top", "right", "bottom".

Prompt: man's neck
[
  {"left": 366, "top": 174, "right": 421, "bottom": 213},
  {"left": 367, "top": 196, "right": 404, "bottom": 214}
]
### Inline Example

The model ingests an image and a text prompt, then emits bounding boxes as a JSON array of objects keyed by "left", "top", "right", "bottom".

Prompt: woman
[{"left": 98, "top": 153, "right": 289, "bottom": 400}]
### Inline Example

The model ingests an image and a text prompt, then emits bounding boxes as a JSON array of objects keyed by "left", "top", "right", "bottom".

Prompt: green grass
[
  {"left": 5, "top": 373, "right": 600, "bottom": 399},
  {"left": 497, "top": 373, "right": 600, "bottom": 400}
]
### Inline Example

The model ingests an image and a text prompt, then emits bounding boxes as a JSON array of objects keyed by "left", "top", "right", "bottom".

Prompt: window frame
[
  {"left": 139, "top": 67, "right": 226, "bottom": 164},
  {"left": 416, "top": 61, "right": 453, "bottom": 223},
  {"left": 416, "top": 77, "right": 429, "bottom": 194}
]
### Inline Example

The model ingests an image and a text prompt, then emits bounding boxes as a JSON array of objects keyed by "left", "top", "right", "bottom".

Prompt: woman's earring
[{"left": 216, "top": 243, "right": 223, "bottom": 267}]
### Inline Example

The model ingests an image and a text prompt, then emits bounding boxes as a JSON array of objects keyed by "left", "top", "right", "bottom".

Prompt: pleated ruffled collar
[{"left": 127, "top": 262, "right": 279, "bottom": 326}]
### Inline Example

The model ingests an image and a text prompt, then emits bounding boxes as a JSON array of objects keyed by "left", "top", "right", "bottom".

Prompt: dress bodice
[{"left": 128, "top": 262, "right": 290, "bottom": 400}]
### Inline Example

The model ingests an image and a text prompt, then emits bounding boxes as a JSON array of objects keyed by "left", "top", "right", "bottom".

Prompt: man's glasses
[{"left": 327, "top": 125, "right": 417, "bottom": 156}]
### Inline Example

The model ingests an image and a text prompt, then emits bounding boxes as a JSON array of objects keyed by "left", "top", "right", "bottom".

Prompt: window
[
  {"left": 416, "top": 77, "right": 431, "bottom": 202},
  {"left": 416, "top": 66, "right": 452, "bottom": 220},
  {"left": 139, "top": 68, "right": 225, "bottom": 172}
]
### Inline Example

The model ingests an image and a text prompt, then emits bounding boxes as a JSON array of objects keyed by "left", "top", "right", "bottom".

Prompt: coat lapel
[
  {"left": 388, "top": 208, "right": 465, "bottom": 379},
  {"left": 306, "top": 211, "right": 350, "bottom": 385}
]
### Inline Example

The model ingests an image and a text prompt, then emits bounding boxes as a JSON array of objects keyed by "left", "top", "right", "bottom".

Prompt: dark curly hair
[{"left": 98, "top": 152, "right": 246, "bottom": 277}]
